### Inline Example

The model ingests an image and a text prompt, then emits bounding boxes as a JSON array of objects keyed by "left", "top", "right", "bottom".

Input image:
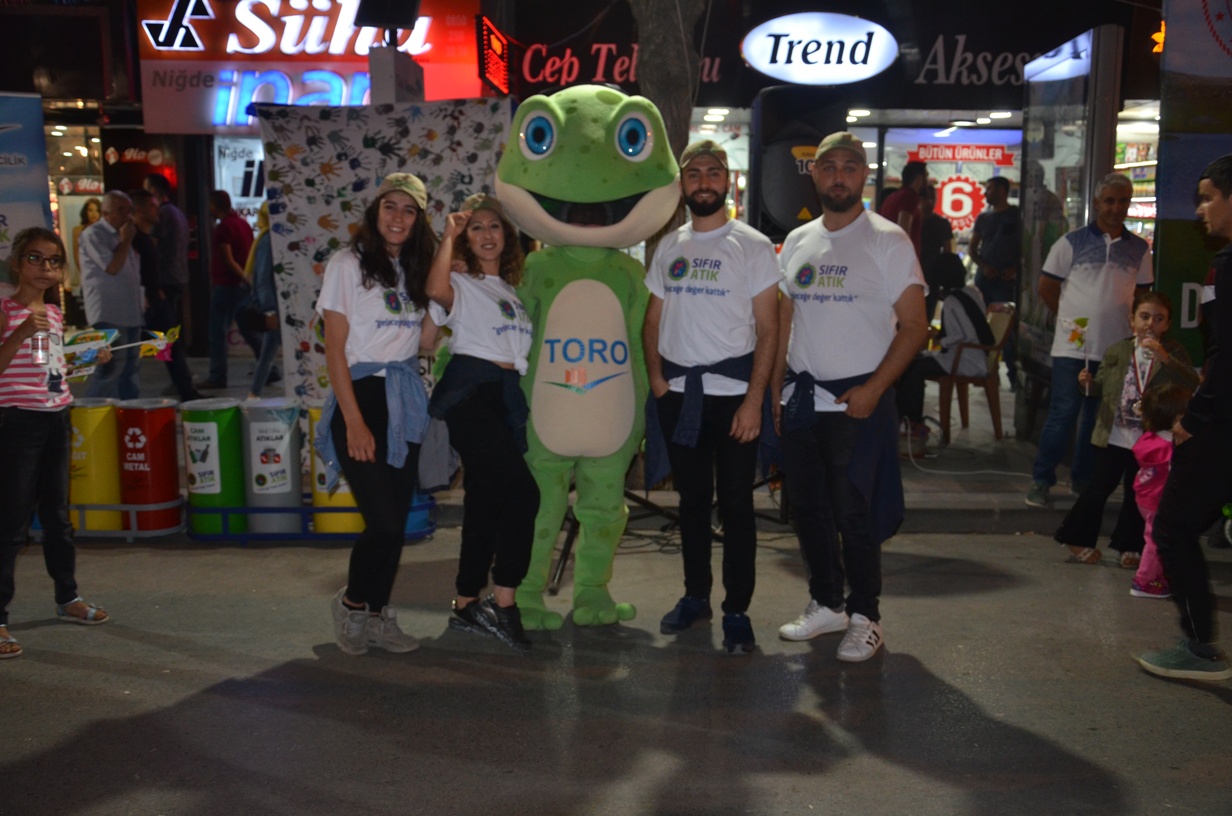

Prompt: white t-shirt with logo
[
  {"left": 315, "top": 249, "right": 425, "bottom": 370},
  {"left": 428, "top": 271, "right": 533, "bottom": 374},
  {"left": 646, "top": 219, "right": 781, "bottom": 396},
  {"left": 778, "top": 210, "right": 925, "bottom": 411},
  {"left": 1043, "top": 224, "right": 1153, "bottom": 361}
]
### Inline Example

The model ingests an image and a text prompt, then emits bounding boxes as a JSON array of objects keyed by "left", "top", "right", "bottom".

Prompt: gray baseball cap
[
  {"left": 679, "top": 139, "right": 730, "bottom": 172},
  {"left": 814, "top": 131, "right": 867, "bottom": 164}
]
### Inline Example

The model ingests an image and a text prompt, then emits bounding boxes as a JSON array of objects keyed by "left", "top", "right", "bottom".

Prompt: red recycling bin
[{"left": 116, "top": 398, "right": 181, "bottom": 531}]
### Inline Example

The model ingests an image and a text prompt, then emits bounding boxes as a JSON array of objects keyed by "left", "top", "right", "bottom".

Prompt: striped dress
[{"left": 0, "top": 298, "right": 71, "bottom": 411}]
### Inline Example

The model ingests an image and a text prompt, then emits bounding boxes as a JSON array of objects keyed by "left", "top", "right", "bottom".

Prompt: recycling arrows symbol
[{"left": 124, "top": 427, "right": 148, "bottom": 449}]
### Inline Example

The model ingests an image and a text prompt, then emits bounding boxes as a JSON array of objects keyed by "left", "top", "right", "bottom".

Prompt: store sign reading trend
[{"left": 741, "top": 13, "right": 898, "bottom": 85}]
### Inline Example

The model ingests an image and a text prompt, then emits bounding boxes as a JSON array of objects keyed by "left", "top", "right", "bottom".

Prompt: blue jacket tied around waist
[
  {"left": 643, "top": 352, "right": 757, "bottom": 488},
  {"left": 775, "top": 369, "right": 905, "bottom": 545},
  {"left": 314, "top": 359, "right": 430, "bottom": 493}
]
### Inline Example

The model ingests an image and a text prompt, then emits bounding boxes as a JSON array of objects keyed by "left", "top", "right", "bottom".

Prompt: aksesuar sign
[{"left": 741, "top": 13, "right": 898, "bottom": 85}]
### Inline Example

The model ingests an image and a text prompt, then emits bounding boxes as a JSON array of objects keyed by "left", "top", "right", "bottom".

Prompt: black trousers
[
  {"left": 657, "top": 390, "right": 759, "bottom": 614},
  {"left": 0, "top": 407, "right": 78, "bottom": 626},
  {"left": 1054, "top": 444, "right": 1144, "bottom": 554},
  {"left": 145, "top": 285, "right": 196, "bottom": 401},
  {"left": 1152, "top": 421, "right": 1232, "bottom": 645},
  {"left": 896, "top": 355, "right": 947, "bottom": 425},
  {"left": 444, "top": 382, "right": 539, "bottom": 597},
  {"left": 781, "top": 411, "right": 882, "bottom": 622},
  {"left": 330, "top": 376, "right": 419, "bottom": 611}
]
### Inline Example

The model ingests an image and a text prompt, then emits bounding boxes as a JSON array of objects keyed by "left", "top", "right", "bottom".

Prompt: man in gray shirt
[{"left": 79, "top": 190, "right": 144, "bottom": 399}]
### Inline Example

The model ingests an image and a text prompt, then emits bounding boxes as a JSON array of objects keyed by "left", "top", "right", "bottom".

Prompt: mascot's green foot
[
  {"left": 515, "top": 588, "right": 564, "bottom": 631},
  {"left": 571, "top": 587, "right": 637, "bottom": 626}
]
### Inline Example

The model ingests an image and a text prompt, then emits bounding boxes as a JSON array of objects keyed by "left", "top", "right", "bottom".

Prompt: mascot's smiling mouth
[{"left": 530, "top": 190, "right": 646, "bottom": 227}]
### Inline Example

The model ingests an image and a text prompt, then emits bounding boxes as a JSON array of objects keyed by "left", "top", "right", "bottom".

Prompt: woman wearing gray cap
[
  {"left": 314, "top": 173, "right": 439, "bottom": 657},
  {"left": 426, "top": 193, "right": 538, "bottom": 651}
]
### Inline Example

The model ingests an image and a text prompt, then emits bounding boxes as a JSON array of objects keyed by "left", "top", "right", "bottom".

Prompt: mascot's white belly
[{"left": 532, "top": 279, "right": 635, "bottom": 457}]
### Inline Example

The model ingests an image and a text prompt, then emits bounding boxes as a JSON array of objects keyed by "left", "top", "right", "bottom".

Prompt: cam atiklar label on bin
[
  {"left": 184, "top": 421, "right": 221, "bottom": 494},
  {"left": 248, "top": 420, "right": 293, "bottom": 494}
]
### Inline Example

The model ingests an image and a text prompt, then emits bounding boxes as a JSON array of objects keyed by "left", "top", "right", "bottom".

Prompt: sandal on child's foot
[
  {"left": 1119, "top": 551, "right": 1141, "bottom": 569},
  {"left": 1067, "top": 546, "right": 1102, "bottom": 565},
  {"left": 55, "top": 597, "right": 109, "bottom": 625},
  {"left": 0, "top": 629, "right": 22, "bottom": 660}
]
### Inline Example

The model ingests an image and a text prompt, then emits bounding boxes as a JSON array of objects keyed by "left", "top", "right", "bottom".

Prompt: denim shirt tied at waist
[
  {"left": 314, "top": 359, "right": 429, "bottom": 493},
  {"left": 428, "top": 354, "right": 529, "bottom": 453}
]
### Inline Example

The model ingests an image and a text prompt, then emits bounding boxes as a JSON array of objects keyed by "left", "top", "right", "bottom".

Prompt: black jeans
[
  {"left": 1054, "top": 444, "right": 1144, "bottom": 554},
  {"left": 330, "top": 376, "right": 419, "bottom": 611},
  {"left": 0, "top": 407, "right": 78, "bottom": 626},
  {"left": 145, "top": 286, "right": 196, "bottom": 401},
  {"left": 657, "top": 390, "right": 759, "bottom": 614},
  {"left": 975, "top": 274, "right": 1017, "bottom": 378},
  {"left": 444, "top": 381, "right": 539, "bottom": 597},
  {"left": 1152, "top": 422, "right": 1232, "bottom": 645},
  {"left": 896, "top": 355, "right": 947, "bottom": 425},
  {"left": 781, "top": 411, "right": 882, "bottom": 622}
]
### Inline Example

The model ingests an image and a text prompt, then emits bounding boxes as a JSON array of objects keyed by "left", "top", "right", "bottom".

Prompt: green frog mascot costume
[{"left": 495, "top": 85, "right": 680, "bottom": 629}]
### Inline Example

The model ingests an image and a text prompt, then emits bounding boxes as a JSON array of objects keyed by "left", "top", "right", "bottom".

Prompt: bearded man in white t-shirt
[
  {"left": 770, "top": 132, "right": 928, "bottom": 662},
  {"left": 644, "top": 140, "right": 781, "bottom": 654}
]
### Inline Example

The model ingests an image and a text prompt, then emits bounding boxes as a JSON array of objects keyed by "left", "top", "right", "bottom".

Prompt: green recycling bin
[{"left": 180, "top": 398, "right": 246, "bottom": 534}]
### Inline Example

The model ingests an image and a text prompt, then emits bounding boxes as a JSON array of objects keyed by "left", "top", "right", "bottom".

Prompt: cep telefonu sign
[{"left": 741, "top": 13, "right": 899, "bottom": 86}]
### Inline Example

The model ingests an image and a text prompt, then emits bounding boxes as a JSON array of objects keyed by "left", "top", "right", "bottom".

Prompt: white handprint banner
[{"left": 254, "top": 98, "right": 510, "bottom": 403}]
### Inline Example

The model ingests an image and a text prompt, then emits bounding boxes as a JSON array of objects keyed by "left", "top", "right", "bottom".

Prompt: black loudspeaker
[
  {"left": 354, "top": 0, "right": 423, "bottom": 29},
  {"left": 749, "top": 86, "right": 854, "bottom": 242}
]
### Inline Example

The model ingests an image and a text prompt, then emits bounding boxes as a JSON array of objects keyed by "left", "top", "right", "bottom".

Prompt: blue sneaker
[
  {"left": 660, "top": 596, "right": 712, "bottom": 634},
  {"left": 721, "top": 612, "right": 756, "bottom": 654},
  {"left": 1136, "top": 639, "right": 1232, "bottom": 681}
]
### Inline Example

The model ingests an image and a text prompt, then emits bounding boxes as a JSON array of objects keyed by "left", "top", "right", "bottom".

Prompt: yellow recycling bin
[
  {"left": 70, "top": 398, "right": 123, "bottom": 531},
  {"left": 307, "top": 405, "right": 363, "bottom": 533}
]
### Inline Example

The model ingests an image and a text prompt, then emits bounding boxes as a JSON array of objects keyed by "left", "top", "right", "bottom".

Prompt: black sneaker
[
  {"left": 660, "top": 596, "right": 712, "bottom": 634},
  {"left": 448, "top": 599, "right": 487, "bottom": 636},
  {"left": 721, "top": 612, "right": 756, "bottom": 654},
  {"left": 475, "top": 597, "right": 532, "bottom": 651}
]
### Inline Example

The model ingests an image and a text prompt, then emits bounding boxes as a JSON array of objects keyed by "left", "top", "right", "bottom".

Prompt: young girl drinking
[
  {"left": 1053, "top": 291, "right": 1199, "bottom": 566},
  {"left": 1, "top": 228, "right": 113, "bottom": 660},
  {"left": 1131, "top": 383, "right": 1193, "bottom": 599},
  {"left": 426, "top": 194, "right": 538, "bottom": 651}
]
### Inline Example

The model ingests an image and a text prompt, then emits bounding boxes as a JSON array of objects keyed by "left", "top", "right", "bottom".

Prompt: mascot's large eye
[
  {"left": 615, "top": 113, "right": 653, "bottom": 162},
  {"left": 520, "top": 114, "right": 556, "bottom": 160}
]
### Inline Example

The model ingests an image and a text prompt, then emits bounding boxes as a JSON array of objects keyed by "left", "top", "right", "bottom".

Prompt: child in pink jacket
[{"left": 1131, "top": 383, "right": 1194, "bottom": 599}]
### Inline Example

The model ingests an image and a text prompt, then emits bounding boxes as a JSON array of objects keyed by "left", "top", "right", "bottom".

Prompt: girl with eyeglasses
[{"left": 1, "top": 227, "right": 114, "bottom": 660}]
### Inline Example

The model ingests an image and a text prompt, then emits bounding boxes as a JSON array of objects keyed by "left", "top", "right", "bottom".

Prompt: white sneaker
[
  {"left": 778, "top": 600, "right": 850, "bottom": 641},
  {"left": 331, "top": 587, "right": 369, "bottom": 656},
  {"left": 836, "top": 613, "right": 883, "bottom": 662},
  {"left": 367, "top": 606, "right": 420, "bottom": 653}
]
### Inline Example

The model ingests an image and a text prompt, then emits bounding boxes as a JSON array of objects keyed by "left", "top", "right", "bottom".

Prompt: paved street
[{"left": 4, "top": 524, "right": 1230, "bottom": 814}]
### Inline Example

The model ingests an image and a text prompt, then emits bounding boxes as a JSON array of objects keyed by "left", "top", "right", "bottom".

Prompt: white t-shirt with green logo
[
  {"left": 315, "top": 249, "right": 425, "bottom": 370},
  {"left": 646, "top": 219, "right": 781, "bottom": 396},
  {"left": 428, "top": 271, "right": 533, "bottom": 374},
  {"left": 779, "top": 210, "right": 924, "bottom": 411}
]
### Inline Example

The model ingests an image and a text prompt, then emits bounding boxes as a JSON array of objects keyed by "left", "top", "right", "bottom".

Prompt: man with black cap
[
  {"left": 644, "top": 139, "right": 781, "bottom": 654},
  {"left": 772, "top": 131, "right": 928, "bottom": 662}
]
